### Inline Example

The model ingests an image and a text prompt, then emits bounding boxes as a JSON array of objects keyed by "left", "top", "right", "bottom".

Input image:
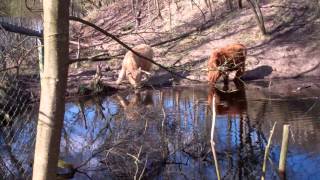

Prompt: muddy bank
[{"left": 68, "top": 0, "right": 320, "bottom": 88}]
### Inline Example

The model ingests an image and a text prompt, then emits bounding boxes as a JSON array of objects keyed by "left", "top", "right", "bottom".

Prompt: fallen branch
[
  {"left": 69, "top": 53, "right": 122, "bottom": 64},
  {"left": 0, "top": 21, "right": 42, "bottom": 37},
  {"left": 0, "top": 66, "right": 18, "bottom": 73}
]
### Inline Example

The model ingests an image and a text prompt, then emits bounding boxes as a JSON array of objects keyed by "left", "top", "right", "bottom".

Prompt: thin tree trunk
[
  {"left": 247, "top": 0, "right": 267, "bottom": 35},
  {"left": 155, "top": 0, "right": 163, "bottom": 19},
  {"left": 147, "top": 0, "right": 151, "bottom": 20},
  {"left": 134, "top": 0, "right": 141, "bottom": 28},
  {"left": 226, "top": 0, "right": 233, "bottom": 10},
  {"left": 191, "top": 0, "right": 206, "bottom": 22},
  {"left": 238, "top": 0, "right": 243, "bottom": 8},
  {"left": 131, "top": 0, "right": 135, "bottom": 13},
  {"left": 205, "top": 0, "right": 213, "bottom": 17},
  {"left": 32, "top": 0, "right": 70, "bottom": 179},
  {"left": 168, "top": 0, "right": 172, "bottom": 31},
  {"left": 254, "top": 0, "right": 266, "bottom": 33}
]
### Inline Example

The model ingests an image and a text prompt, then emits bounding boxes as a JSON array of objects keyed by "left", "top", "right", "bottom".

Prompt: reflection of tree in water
[
  {"left": 60, "top": 90, "right": 169, "bottom": 179},
  {"left": 206, "top": 83, "right": 266, "bottom": 180},
  {"left": 2, "top": 84, "right": 320, "bottom": 179},
  {"left": 102, "top": 90, "right": 168, "bottom": 179},
  {"left": 116, "top": 90, "right": 154, "bottom": 121}
]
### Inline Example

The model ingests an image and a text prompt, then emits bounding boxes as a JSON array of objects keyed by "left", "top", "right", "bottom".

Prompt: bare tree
[
  {"left": 247, "top": 0, "right": 267, "bottom": 35},
  {"left": 32, "top": 0, "right": 70, "bottom": 179},
  {"left": 204, "top": 0, "right": 213, "bottom": 16},
  {"left": 154, "top": 0, "right": 163, "bottom": 19}
]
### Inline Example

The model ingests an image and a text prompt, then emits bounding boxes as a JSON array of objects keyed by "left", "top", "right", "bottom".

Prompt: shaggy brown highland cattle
[
  {"left": 207, "top": 43, "right": 247, "bottom": 86},
  {"left": 116, "top": 44, "right": 154, "bottom": 88}
]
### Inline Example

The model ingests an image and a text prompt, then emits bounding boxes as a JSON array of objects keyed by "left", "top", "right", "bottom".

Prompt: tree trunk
[
  {"left": 168, "top": 0, "right": 172, "bottom": 31},
  {"left": 247, "top": 0, "right": 267, "bottom": 35},
  {"left": 205, "top": 0, "right": 213, "bottom": 17},
  {"left": 131, "top": 0, "right": 135, "bottom": 13},
  {"left": 226, "top": 0, "right": 233, "bottom": 10},
  {"left": 32, "top": 0, "right": 70, "bottom": 179},
  {"left": 154, "top": 0, "right": 163, "bottom": 19},
  {"left": 238, "top": 0, "right": 243, "bottom": 8}
]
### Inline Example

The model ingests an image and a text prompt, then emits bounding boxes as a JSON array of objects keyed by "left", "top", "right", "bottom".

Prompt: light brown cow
[
  {"left": 116, "top": 44, "right": 154, "bottom": 88},
  {"left": 208, "top": 43, "right": 247, "bottom": 86}
]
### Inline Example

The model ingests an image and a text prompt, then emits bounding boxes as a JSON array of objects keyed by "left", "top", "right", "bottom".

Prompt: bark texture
[{"left": 32, "top": 0, "right": 70, "bottom": 179}]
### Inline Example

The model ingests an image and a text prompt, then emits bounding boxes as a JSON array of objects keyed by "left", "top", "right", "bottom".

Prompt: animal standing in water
[
  {"left": 116, "top": 44, "right": 154, "bottom": 88},
  {"left": 207, "top": 79, "right": 247, "bottom": 116},
  {"left": 207, "top": 43, "right": 247, "bottom": 87}
]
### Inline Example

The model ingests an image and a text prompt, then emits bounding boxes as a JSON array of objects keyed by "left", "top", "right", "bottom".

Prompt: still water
[
  {"left": 60, "top": 80, "right": 320, "bottom": 179},
  {"left": 1, "top": 80, "right": 320, "bottom": 179}
]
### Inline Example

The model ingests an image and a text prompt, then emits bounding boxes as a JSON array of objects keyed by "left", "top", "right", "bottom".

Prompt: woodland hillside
[{"left": 69, "top": 0, "right": 320, "bottom": 86}]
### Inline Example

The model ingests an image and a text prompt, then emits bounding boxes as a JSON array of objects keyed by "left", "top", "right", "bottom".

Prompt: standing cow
[
  {"left": 116, "top": 44, "right": 154, "bottom": 88},
  {"left": 207, "top": 43, "right": 247, "bottom": 88}
]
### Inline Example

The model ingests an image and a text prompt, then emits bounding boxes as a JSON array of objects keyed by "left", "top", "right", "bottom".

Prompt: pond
[
  {"left": 60, "top": 79, "right": 320, "bottom": 179},
  {"left": 1, "top": 79, "right": 320, "bottom": 180}
]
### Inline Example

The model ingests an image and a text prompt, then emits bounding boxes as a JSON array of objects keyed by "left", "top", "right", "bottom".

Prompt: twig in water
[
  {"left": 138, "top": 156, "right": 148, "bottom": 180},
  {"left": 210, "top": 94, "right": 221, "bottom": 180},
  {"left": 261, "top": 122, "right": 277, "bottom": 180},
  {"left": 127, "top": 146, "right": 143, "bottom": 180}
]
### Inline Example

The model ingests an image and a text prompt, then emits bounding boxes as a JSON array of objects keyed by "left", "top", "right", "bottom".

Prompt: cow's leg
[
  {"left": 116, "top": 67, "right": 126, "bottom": 85},
  {"left": 234, "top": 63, "right": 245, "bottom": 90},
  {"left": 235, "top": 63, "right": 245, "bottom": 79},
  {"left": 127, "top": 75, "right": 137, "bottom": 88},
  {"left": 208, "top": 70, "right": 221, "bottom": 85},
  {"left": 223, "top": 73, "right": 229, "bottom": 91}
]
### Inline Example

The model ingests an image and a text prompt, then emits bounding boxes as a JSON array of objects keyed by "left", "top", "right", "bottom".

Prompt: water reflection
[
  {"left": 116, "top": 90, "right": 154, "bottom": 121},
  {"left": 58, "top": 84, "right": 320, "bottom": 179},
  {"left": 1, "top": 82, "right": 320, "bottom": 179}
]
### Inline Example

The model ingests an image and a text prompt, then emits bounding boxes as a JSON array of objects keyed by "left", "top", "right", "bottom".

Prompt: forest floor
[{"left": 67, "top": 0, "right": 320, "bottom": 94}]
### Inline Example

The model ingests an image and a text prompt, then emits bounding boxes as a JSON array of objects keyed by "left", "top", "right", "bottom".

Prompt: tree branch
[{"left": 0, "top": 21, "right": 42, "bottom": 37}]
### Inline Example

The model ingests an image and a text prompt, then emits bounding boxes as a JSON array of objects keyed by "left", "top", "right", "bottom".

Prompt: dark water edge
[{"left": 1, "top": 78, "right": 320, "bottom": 179}]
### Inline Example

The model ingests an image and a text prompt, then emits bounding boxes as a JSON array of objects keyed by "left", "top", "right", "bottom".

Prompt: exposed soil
[{"left": 68, "top": 0, "right": 320, "bottom": 93}]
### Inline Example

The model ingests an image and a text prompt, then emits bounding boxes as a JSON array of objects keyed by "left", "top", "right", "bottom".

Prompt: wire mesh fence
[{"left": 0, "top": 17, "right": 41, "bottom": 179}]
